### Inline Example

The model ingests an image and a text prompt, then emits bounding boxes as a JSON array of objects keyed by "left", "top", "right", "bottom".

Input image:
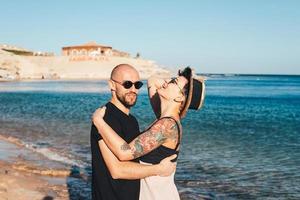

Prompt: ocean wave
[
  {"left": 0, "top": 134, "right": 86, "bottom": 170},
  {"left": 25, "top": 144, "right": 86, "bottom": 169}
]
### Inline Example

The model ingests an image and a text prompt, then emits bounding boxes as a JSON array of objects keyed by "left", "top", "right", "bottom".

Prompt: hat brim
[{"left": 180, "top": 76, "right": 205, "bottom": 118}]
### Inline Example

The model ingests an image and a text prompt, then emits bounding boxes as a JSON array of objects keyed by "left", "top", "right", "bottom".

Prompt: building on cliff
[{"left": 61, "top": 41, "right": 130, "bottom": 61}]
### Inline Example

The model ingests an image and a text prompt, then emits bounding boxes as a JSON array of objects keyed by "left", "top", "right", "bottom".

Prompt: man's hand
[
  {"left": 92, "top": 106, "right": 106, "bottom": 125},
  {"left": 156, "top": 154, "right": 177, "bottom": 177}
]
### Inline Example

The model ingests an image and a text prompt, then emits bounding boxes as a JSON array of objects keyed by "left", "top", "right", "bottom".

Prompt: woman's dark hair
[
  {"left": 178, "top": 67, "right": 192, "bottom": 112},
  {"left": 178, "top": 67, "right": 192, "bottom": 81},
  {"left": 178, "top": 66, "right": 191, "bottom": 95}
]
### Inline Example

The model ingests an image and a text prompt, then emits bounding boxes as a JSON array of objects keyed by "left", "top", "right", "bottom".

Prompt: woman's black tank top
[{"left": 140, "top": 116, "right": 181, "bottom": 164}]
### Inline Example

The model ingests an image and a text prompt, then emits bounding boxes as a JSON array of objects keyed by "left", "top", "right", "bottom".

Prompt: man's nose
[{"left": 129, "top": 84, "right": 138, "bottom": 93}]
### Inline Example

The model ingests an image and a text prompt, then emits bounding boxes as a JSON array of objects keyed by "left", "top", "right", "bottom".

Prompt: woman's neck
[{"left": 160, "top": 101, "right": 180, "bottom": 120}]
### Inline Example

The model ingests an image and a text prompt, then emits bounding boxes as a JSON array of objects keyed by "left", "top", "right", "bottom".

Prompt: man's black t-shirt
[{"left": 91, "top": 102, "right": 140, "bottom": 200}]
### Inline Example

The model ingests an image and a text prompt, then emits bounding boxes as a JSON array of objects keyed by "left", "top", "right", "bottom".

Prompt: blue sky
[{"left": 1, "top": 0, "right": 299, "bottom": 74}]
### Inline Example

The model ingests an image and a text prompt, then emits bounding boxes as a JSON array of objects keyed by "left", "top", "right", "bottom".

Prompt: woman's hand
[
  {"left": 147, "top": 75, "right": 171, "bottom": 90},
  {"left": 92, "top": 106, "right": 107, "bottom": 125}
]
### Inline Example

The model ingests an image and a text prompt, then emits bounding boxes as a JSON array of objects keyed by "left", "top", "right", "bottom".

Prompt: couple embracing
[{"left": 91, "top": 64, "right": 205, "bottom": 200}]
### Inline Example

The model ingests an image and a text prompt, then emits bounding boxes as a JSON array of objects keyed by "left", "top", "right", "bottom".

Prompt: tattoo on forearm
[
  {"left": 133, "top": 140, "right": 144, "bottom": 158},
  {"left": 121, "top": 143, "right": 131, "bottom": 151}
]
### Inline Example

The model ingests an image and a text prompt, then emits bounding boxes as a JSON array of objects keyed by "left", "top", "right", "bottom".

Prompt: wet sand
[
  {"left": 0, "top": 160, "right": 68, "bottom": 200},
  {"left": 0, "top": 134, "right": 207, "bottom": 200},
  {"left": 0, "top": 135, "right": 74, "bottom": 200}
]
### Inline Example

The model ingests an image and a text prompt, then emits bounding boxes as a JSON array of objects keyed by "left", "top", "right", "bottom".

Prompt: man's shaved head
[
  {"left": 111, "top": 64, "right": 140, "bottom": 81},
  {"left": 109, "top": 64, "right": 141, "bottom": 108}
]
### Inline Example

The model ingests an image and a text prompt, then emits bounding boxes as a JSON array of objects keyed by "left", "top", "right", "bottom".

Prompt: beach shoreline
[
  {"left": 0, "top": 134, "right": 91, "bottom": 200},
  {"left": 0, "top": 160, "right": 69, "bottom": 200},
  {"left": 0, "top": 133, "right": 205, "bottom": 200}
]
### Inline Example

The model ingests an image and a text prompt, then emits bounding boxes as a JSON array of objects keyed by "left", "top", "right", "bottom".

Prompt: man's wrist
[
  {"left": 152, "top": 163, "right": 161, "bottom": 176},
  {"left": 94, "top": 118, "right": 104, "bottom": 129}
]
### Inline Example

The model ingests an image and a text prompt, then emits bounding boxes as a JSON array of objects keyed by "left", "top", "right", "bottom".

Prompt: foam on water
[
  {"left": 0, "top": 134, "right": 86, "bottom": 171},
  {"left": 24, "top": 143, "right": 86, "bottom": 169}
]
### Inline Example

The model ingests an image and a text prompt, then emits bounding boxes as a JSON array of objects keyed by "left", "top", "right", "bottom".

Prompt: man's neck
[{"left": 110, "top": 98, "right": 130, "bottom": 115}]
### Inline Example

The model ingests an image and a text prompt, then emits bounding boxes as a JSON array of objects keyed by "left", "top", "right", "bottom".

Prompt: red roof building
[{"left": 62, "top": 41, "right": 113, "bottom": 57}]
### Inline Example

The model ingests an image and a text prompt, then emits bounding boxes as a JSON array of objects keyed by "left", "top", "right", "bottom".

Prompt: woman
[{"left": 93, "top": 67, "right": 205, "bottom": 200}]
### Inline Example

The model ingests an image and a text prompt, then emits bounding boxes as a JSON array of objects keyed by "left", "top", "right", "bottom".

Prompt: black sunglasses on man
[{"left": 111, "top": 79, "right": 143, "bottom": 89}]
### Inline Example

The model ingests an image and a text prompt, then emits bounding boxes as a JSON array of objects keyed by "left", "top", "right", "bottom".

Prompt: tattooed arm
[
  {"left": 99, "top": 140, "right": 177, "bottom": 179},
  {"left": 93, "top": 109, "right": 178, "bottom": 161}
]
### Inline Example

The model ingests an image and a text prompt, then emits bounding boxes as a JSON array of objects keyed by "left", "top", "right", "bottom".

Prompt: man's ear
[{"left": 108, "top": 80, "right": 116, "bottom": 91}]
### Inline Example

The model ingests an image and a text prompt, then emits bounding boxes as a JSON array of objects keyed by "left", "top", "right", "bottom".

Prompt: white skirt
[{"left": 139, "top": 161, "right": 180, "bottom": 200}]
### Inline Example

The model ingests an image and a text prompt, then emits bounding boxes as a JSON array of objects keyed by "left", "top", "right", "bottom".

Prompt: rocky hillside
[{"left": 0, "top": 45, "right": 170, "bottom": 81}]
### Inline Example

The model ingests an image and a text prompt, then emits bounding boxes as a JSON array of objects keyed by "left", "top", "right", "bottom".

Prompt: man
[{"left": 90, "top": 64, "right": 176, "bottom": 200}]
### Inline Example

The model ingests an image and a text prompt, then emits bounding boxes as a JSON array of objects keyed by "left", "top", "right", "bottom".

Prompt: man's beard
[{"left": 116, "top": 92, "right": 137, "bottom": 108}]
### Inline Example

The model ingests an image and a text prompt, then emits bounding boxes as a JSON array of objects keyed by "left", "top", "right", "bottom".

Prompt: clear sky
[{"left": 1, "top": 0, "right": 299, "bottom": 74}]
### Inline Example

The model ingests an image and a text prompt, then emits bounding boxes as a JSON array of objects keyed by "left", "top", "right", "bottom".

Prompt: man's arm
[
  {"left": 94, "top": 117, "right": 178, "bottom": 161},
  {"left": 99, "top": 140, "right": 176, "bottom": 179}
]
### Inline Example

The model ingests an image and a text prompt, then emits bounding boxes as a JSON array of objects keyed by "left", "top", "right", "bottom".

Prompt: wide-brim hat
[{"left": 179, "top": 67, "right": 206, "bottom": 118}]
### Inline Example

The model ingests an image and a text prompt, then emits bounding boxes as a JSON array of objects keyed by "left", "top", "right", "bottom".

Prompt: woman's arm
[
  {"left": 147, "top": 76, "right": 170, "bottom": 119},
  {"left": 99, "top": 140, "right": 177, "bottom": 179},
  {"left": 93, "top": 108, "right": 178, "bottom": 161}
]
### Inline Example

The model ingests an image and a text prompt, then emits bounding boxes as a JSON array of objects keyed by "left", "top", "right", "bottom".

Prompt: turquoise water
[{"left": 0, "top": 75, "right": 299, "bottom": 199}]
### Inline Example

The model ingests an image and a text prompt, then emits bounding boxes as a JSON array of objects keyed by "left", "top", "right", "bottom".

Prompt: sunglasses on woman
[
  {"left": 111, "top": 79, "right": 143, "bottom": 89},
  {"left": 168, "top": 78, "right": 185, "bottom": 95}
]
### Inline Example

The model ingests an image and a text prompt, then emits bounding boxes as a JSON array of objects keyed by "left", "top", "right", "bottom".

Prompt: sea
[{"left": 0, "top": 74, "right": 299, "bottom": 199}]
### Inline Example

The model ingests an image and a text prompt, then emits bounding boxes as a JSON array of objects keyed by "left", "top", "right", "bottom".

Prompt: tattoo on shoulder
[
  {"left": 163, "top": 118, "right": 179, "bottom": 143},
  {"left": 129, "top": 118, "right": 179, "bottom": 159}
]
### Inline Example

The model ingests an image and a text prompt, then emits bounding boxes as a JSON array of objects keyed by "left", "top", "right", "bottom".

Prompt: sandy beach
[
  {"left": 0, "top": 135, "right": 203, "bottom": 200},
  {"left": 0, "top": 135, "right": 88, "bottom": 200},
  {"left": 0, "top": 160, "right": 68, "bottom": 200}
]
